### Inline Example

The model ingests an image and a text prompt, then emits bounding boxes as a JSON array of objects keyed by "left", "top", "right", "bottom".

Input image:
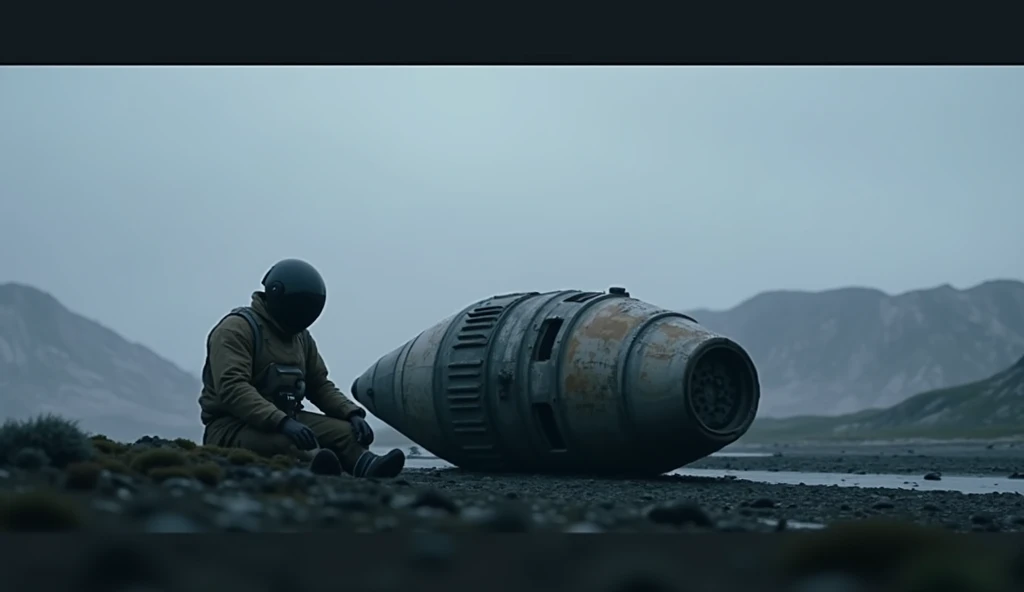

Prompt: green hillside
[{"left": 740, "top": 356, "right": 1024, "bottom": 443}]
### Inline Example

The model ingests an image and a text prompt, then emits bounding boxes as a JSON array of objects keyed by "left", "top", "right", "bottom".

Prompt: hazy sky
[{"left": 1, "top": 67, "right": 1022, "bottom": 387}]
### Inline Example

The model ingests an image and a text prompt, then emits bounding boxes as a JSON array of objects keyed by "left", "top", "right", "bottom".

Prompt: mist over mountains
[
  {"left": 0, "top": 282, "right": 202, "bottom": 442},
  {"left": 686, "top": 280, "right": 1024, "bottom": 417},
  {"left": 745, "top": 354, "right": 1024, "bottom": 442},
  {"left": 3, "top": 279, "right": 1023, "bottom": 443},
  {"left": 0, "top": 282, "right": 414, "bottom": 446}
]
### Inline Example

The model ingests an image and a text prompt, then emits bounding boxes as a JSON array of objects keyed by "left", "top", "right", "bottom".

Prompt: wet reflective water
[
  {"left": 672, "top": 468, "right": 1024, "bottom": 495},
  {"left": 391, "top": 452, "right": 1024, "bottom": 496}
]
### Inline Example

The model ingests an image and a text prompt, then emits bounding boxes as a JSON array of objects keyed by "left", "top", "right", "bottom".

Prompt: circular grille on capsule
[{"left": 688, "top": 346, "right": 755, "bottom": 432}]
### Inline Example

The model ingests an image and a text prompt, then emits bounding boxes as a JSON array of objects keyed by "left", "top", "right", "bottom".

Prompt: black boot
[
  {"left": 309, "top": 448, "right": 343, "bottom": 476},
  {"left": 352, "top": 449, "right": 405, "bottom": 478}
]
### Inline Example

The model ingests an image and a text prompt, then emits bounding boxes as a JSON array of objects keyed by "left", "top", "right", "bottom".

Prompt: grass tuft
[
  {"left": 64, "top": 461, "right": 103, "bottom": 491},
  {"left": 147, "top": 466, "right": 193, "bottom": 482},
  {"left": 190, "top": 462, "right": 223, "bottom": 486},
  {"left": 10, "top": 447, "right": 51, "bottom": 471},
  {"left": 129, "top": 448, "right": 187, "bottom": 474},
  {"left": 89, "top": 435, "right": 129, "bottom": 455},
  {"left": 95, "top": 456, "right": 131, "bottom": 475},
  {"left": 778, "top": 520, "right": 960, "bottom": 583},
  {"left": 227, "top": 449, "right": 260, "bottom": 466},
  {"left": 0, "top": 414, "right": 94, "bottom": 468},
  {"left": 0, "top": 491, "right": 85, "bottom": 531}
]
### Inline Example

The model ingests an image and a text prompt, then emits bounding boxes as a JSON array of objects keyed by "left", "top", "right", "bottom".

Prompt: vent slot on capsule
[
  {"left": 533, "top": 402, "right": 567, "bottom": 452},
  {"left": 533, "top": 318, "right": 564, "bottom": 362}
]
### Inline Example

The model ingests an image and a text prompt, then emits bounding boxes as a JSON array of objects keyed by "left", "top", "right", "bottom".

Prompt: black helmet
[{"left": 261, "top": 259, "right": 327, "bottom": 334}]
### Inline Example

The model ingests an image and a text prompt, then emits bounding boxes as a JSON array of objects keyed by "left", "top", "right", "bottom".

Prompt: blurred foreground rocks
[{"left": 1, "top": 428, "right": 1023, "bottom": 591}]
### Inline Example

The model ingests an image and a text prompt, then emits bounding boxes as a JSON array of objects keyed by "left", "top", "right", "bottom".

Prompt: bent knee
[
  {"left": 236, "top": 431, "right": 297, "bottom": 458},
  {"left": 308, "top": 417, "right": 355, "bottom": 445}
]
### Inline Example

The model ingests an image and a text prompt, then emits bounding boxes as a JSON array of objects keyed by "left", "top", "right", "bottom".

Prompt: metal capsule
[{"left": 352, "top": 288, "right": 760, "bottom": 476}]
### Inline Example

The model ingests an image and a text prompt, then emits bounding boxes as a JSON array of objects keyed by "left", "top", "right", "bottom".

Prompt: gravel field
[
  {"left": 3, "top": 437, "right": 1024, "bottom": 534},
  {"left": 4, "top": 436, "right": 1024, "bottom": 591}
]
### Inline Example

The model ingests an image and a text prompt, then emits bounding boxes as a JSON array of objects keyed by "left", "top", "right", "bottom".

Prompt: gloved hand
[
  {"left": 348, "top": 414, "right": 374, "bottom": 447},
  {"left": 279, "top": 417, "right": 318, "bottom": 450}
]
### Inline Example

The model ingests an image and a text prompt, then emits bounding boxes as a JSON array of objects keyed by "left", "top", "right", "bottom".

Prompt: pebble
[
  {"left": 389, "top": 493, "right": 417, "bottom": 510},
  {"left": 411, "top": 489, "right": 459, "bottom": 514},
  {"left": 327, "top": 492, "right": 377, "bottom": 512},
  {"left": 314, "top": 508, "right": 341, "bottom": 526},
  {"left": 458, "top": 506, "right": 491, "bottom": 523},
  {"left": 479, "top": 503, "right": 533, "bottom": 532},
  {"left": 285, "top": 468, "right": 318, "bottom": 488},
  {"left": 374, "top": 516, "right": 399, "bottom": 531},
  {"left": 220, "top": 495, "right": 264, "bottom": 515},
  {"left": 277, "top": 497, "right": 309, "bottom": 523},
  {"left": 92, "top": 500, "right": 123, "bottom": 514},
  {"left": 790, "top": 573, "right": 864, "bottom": 592},
  {"left": 644, "top": 500, "right": 715, "bottom": 528},
  {"left": 409, "top": 532, "right": 456, "bottom": 564},
  {"left": 414, "top": 506, "right": 451, "bottom": 520},
  {"left": 226, "top": 466, "right": 267, "bottom": 481},
  {"left": 161, "top": 477, "right": 204, "bottom": 492},
  {"left": 214, "top": 512, "right": 262, "bottom": 532},
  {"left": 564, "top": 522, "right": 603, "bottom": 533},
  {"left": 144, "top": 513, "right": 204, "bottom": 533}
]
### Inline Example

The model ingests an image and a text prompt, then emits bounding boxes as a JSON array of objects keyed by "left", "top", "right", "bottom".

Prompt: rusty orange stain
[
  {"left": 643, "top": 342, "right": 675, "bottom": 360},
  {"left": 559, "top": 301, "right": 664, "bottom": 416},
  {"left": 581, "top": 317, "right": 633, "bottom": 341},
  {"left": 581, "top": 303, "right": 645, "bottom": 342},
  {"left": 565, "top": 335, "right": 580, "bottom": 365},
  {"left": 658, "top": 322, "right": 698, "bottom": 341}
]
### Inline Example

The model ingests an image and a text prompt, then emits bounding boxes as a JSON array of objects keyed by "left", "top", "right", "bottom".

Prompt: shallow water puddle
[
  {"left": 397, "top": 455, "right": 1024, "bottom": 496},
  {"left": 759, "top": 517, "right": 825, "bottom": 530},
  {"left": 670, "top": 468, "right": 1024, "bottom": 495}
]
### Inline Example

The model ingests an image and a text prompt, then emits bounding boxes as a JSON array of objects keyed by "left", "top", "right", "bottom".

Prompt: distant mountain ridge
[
  {"left": 5, "top": 278, "right": 1023, "bottom": 443},
  {"left": 0, "top": 282, "right": 202, "bottom": 442},
  {"left": 743, "top": 355, "right": 1024, "bottom": 442},
  {"left": 686, "top": 280, "right": 1024, "bottom": 417}
]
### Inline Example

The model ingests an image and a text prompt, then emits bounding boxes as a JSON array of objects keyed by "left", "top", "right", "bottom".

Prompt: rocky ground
[
  {"left": 2, "top": 436, "right": 1024, "bottom": 535},
  {"left": 3, "top": 428, "right": 1024, "bottom": 591}
]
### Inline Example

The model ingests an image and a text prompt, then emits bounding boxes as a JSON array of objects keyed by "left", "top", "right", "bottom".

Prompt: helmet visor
[{"left": 272, "top": 292, "right": 326, "bottom": 334}]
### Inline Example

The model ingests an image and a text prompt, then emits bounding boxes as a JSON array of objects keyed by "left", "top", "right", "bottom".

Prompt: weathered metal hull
[{"left": 352, "top": 288, "right": 760, "bottom": 476}]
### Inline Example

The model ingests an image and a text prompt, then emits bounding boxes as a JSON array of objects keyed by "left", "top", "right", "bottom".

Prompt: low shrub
[
  {"left": 0, "top": 414, "right": 94, "bottom": 468},
  {"left": 172, "top": 438, "right": 198, "bottom": 451},
  {"left": 0, "top": 491, "right": 85, "bottom": 531},
  {"left": 10, "top": 447, "right": 51, "bottom": 471},
  {"left": 146, "top": 466, "right": 192, "bottom": 482},
  {"left": 190, "top": 462, "right": 223, "bottom": 486},
  {"left": 226, "top": 449, "right": 260, "bottom": 466},
  {"left": 64, "top": 461, "right": 103, "bottom": 491},
  {"left": 129, "top": 448, "right": 187, "bottom": 473}
]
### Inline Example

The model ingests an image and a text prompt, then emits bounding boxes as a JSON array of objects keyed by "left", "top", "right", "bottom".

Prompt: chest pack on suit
[{"left": 201, "top": 307, "right": 309, "bottom": 417}]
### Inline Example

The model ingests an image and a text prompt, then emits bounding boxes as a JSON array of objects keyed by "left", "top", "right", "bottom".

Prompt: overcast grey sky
[{"left": 1, "top": 67, "right": 1021, "bottom": 387}]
